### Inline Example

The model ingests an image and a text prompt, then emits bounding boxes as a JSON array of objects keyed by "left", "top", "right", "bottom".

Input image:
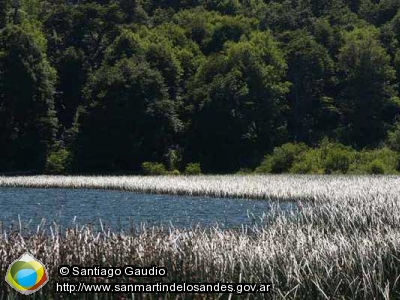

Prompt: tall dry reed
[{"left": 0, "top": 175, "right": 399, "bottom": 299}]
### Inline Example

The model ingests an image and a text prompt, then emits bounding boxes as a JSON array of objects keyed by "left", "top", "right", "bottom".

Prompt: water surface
[{"left": 0, "top": 187, "right": 295, "bottom": 230}]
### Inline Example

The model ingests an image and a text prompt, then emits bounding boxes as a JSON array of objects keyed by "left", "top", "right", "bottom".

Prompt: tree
[
  {"left": 203, "top": 0, "right": 242, "bottom": 15},
  {"left": 0, "top": 0, "right": 9, "bottom": 28},
  {"left": 262, "top": 0, "right": 314, "bottom": 32},
  {"left": 359, "top": 0, "right": 400, "bottom": 26},
  {"left": 173, "top": 8, "right": 257, "bottom": 54},
  {"left": 118, "top": 0, "right": 148, "bottom": 24},
  {"left": 43, "top": 2, "right": 124, "bottom": 135},
  {"left": 72, "top": 58, "right": 181, "bottom": 173},
  {"left": 44, "top": 2, "right": 123, "bottom": 68},
  {"left": 1, "top": 0, "right": 400, "bottom": 175},
  {"left": 104, "top": 25, "right": 204, "bottom": 135},
  {"left": 203, "top": 15, "right": 257, "bottom": 54},
  {"left": 282, "top": 30, "right": 337, "bottom": 144},
  {"left": 337, "top": 27, "right": 399, "bottom": 148},
  {"left": 0, "top": 25, "right": 58, "bottom": 171},
  {"left": 54, "top": 47, "right": 86, "bottom": 129},
  {"left": 187, "top": 31, "right": 290, "bottom": 172}
]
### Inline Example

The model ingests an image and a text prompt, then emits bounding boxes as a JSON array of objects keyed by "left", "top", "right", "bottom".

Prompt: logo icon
[{"left": 5, "top": 253, "right": 48, "bottom": 295}]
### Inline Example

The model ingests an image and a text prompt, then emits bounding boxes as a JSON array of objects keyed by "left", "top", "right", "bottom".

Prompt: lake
[{"left": 0, "top": 187, "right": 296, "bottom": 230}]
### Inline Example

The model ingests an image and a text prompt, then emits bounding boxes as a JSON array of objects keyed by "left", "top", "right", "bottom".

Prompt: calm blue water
[{"left": 0, "top": 187, "right": 295, "bottom": 230}]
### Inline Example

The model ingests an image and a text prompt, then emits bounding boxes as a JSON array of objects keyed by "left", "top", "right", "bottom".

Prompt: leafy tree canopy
[{"left": 1, "top": 0, "right": 400, "bottom": 173}]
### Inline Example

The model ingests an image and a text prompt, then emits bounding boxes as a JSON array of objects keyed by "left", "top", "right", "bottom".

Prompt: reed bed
[
  {"left": 0, "top": 174, "right": 400, "bottom": 202},
  {"left": 0, "top": 175, "right": 400, "bottom": 299}
]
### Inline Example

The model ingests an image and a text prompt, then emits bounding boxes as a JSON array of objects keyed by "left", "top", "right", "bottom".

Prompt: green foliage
[
  {"left": 173, "top": 9, "right": 257, "bottom": 53},
  {"left": 169, "top": 169, "right": 181, "bottom": 176},
  {"left": 166, "top": 148, "right": 182, "bottom": 171},
  {"left": 141, "top": 162, "right": 168, "bottom": 175},
  {"left": 0, "top": 0, "right": 9, "bottom": 28},
  {"left": 45, "top": 148, "right": 71, "bottom": 175},
  {"left": 184, "top": 163, "right": 202, "bottom": 175},
  {"left": 257, "top": 140, "right": 399, "bottom": 175},
  {"left": 188, "top": 30, "right": 290, "bottom": 172},
  {"left": 337, "top": 27, "right": 399, "bottom": 148},
  {"left": 350, "top": 147, "right": 399, "bottom": 174},
  {"left": 72, "top": 58, "right": 181, "bottom": 172},
  {"left": 0, "top": 25, "right": 57, "bottom": 172},
  {"left": 324, "top": 149, "right": 352, "bottom": 174},
  {"left": 256, "top": 143, "right": 309, "bottom": 174},
  {"left": 367, "top": 159, "right": 386, "bottom": 174},
  {"left": 3, "top": 0, "right": 400, "bottom": 174},
  {"left": 290, "top": 149, "right": 323, "bottom": 174},
  {"left": 387, "top": 121, "right": 400, "bottom": 151},
  {"left": 282, "top": 30, "right": 337, "bottom": 144}
]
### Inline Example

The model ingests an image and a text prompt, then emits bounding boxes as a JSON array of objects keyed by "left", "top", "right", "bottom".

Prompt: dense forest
[{"left": 2, "top": 0, "right": 400, "bottom": 174}]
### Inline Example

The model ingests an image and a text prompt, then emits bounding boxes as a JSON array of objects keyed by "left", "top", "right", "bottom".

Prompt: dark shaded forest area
[{"left": 2, "top": 0, "right": 400, "bottom": 174}]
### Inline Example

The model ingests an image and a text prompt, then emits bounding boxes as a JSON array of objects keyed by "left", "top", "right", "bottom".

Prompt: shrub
[
  {"left": 45, "top": 149, "right": 71, "bottom": 174},
  {"left": 367, "top": 159, "right": 385, "bottom": 174},
  {"left": 166, "top": 149, "right": 182, "bottom": 171},
  {"left": 290, "top": 149, "right": 323, "bottom": 174},
  {"left": 254, "top": 139, "right": 399, "bottom": 175},
  {"left": 170, "top": 169, "right": 181, "bottom": 176},
  {"left": 317, "top": 140, "right": 354, "bottom": 174},
  {"left": 256, "top": 143, "right": 309, "bottom": 173},
  {"left": 184, "top": 163, "right": 202, "bottom": 175},
  {"left": 324, "top": 150, "right": 352, "bottom": 174},
  {"left": 141, "top": 162, "right": 167, "bottom": 175},
  {"left": 350, "top": 148, "right": 399, "bottom": 174}
]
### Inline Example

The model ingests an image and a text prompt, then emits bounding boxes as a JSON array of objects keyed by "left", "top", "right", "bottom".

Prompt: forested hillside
[{"left": 2, "top": 0, "right": 400, "bottom": 174}]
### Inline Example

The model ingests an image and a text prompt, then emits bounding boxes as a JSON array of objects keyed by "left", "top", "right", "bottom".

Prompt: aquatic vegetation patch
[{"left": 0, "top": 175, "right": 399, "bottom": 299}]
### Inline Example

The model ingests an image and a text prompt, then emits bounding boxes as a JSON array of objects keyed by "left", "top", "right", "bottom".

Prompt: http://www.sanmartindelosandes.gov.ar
[{"left": 5, "top": 252, "right": 49, "bottom": 295}]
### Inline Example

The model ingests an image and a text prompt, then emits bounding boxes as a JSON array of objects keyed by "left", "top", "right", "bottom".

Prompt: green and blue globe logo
[{"left": 5, "top": 253, "right": 48, "bottom": 295}]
